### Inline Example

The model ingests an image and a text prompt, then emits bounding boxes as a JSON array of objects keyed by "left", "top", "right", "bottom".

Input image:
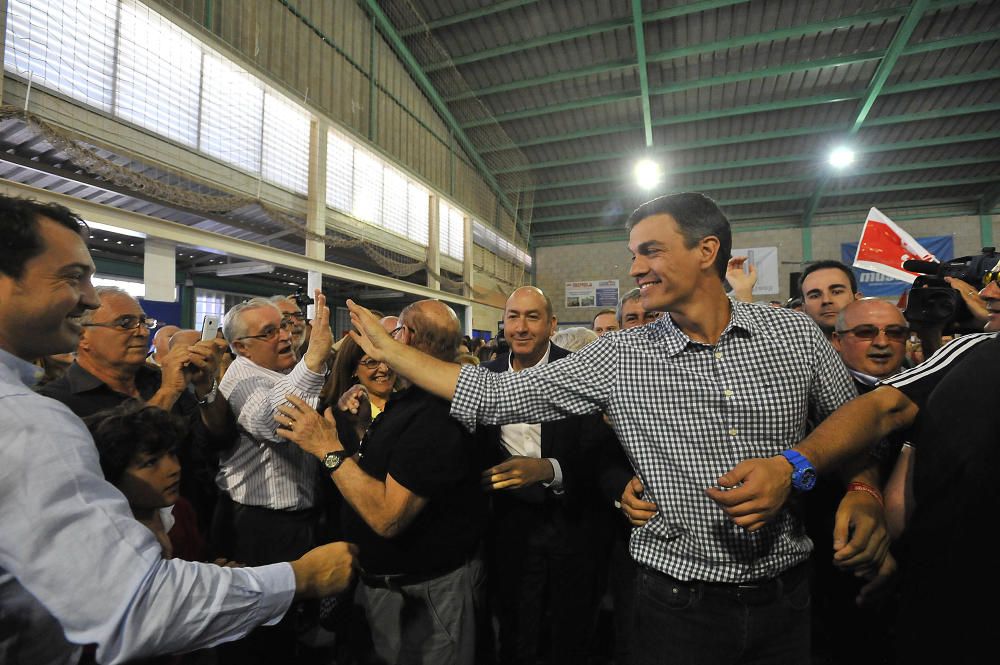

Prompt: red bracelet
[{"left": 846, "top": 481, "right": 884, "bottom": 507}]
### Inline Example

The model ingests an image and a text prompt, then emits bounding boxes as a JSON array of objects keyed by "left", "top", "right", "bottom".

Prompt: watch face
[
  {"left": 324, "top": 452, "right": 342, "bottom": 471},
  {"left": 799, "top": 469, "right": 817, "bottom": 490}
]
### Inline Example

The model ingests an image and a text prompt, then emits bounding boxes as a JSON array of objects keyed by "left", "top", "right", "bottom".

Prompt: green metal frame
[
  {"left": 399, "top": 0, "right": 538, "bottom": 37},
  {"left": 489, "top": 70, "right": 1000, "bottom": 157},
  {"left": 801, "top": 0, "right": 931, "bottom": 230},
  {"left": 359, "top": 0, "right": 527, "bottom": 238},
  {"left": 631, "top": 0, "right": 653, "bottom": 148},
  {"left": 461, "top": 27, "right": 998, "bottom": 129},
  {"left": 424, "top": 0, "right": 749, "bottom": 73}
]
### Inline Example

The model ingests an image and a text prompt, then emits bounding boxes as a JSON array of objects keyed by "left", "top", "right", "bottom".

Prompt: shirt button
[
  {"left": 729, "top": 428, "right": 738, "bottom": 436},
  {"left": 724, "top": 389, "right": 734, "bottom": 397},
  {"left": 715, "top": 352, "right": 723, "bottom": 359}
]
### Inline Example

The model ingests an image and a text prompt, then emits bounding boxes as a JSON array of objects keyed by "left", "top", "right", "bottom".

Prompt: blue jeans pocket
[{"left": 638, "top": 569, "right": 701, "bottom": 612}]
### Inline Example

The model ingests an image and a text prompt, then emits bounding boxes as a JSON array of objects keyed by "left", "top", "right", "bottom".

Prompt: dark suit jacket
[{"left": 477, "top": 344, "right": 630, "bottom": 538}]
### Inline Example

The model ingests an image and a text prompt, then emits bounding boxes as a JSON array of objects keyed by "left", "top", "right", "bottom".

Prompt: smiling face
[
  {"left": 232, "top": 305, "right": 297, "bottom": 372},
  {"left": 593, "top": 311, "right": 620, "bottom": 335},
  {"left": 802, "top": 267, "right": 858, "bottom": 333},
  {"left": 832, "top": 300, "right": 908, "bottom": 379},
  {"left": 628, "top": 213, "right": 718, "bottom": 315},
  {"left": 0, "top": 217, "right": 99, "bottom": 361},
  {"left": 117, "top": 447, "right": 182, "bottom": 511},
  {"left": 355, "top": 354, "right": 395, "bottom": 400},
  {"left": 78, "top": 292, "right": 152, "bottom": 371},
  {"left": 503, "top": 287, "right": 556, "bottom": 369}
]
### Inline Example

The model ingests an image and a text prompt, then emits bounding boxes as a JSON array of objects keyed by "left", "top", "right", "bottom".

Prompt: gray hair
[
  {"left": 552, "top": 326, "right": 598, "bottom": 352},
  {"left": 80, "top": 286, "right": 135, "bottom": 325},
  {"left": 223, "top": 298, "right": 280, "bottom": 348},
  {"left": 616, "top": 287, "right": 641, "bottom": 325}
]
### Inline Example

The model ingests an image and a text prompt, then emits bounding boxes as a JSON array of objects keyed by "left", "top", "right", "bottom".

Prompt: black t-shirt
[
  {"left": 882, "top": 332, "right": 998, "bottom": 660},
  {"left": 342, "top": 385, "right": 485, "bottom": 576}
]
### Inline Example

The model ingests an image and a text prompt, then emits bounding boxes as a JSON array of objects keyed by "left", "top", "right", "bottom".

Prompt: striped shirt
[
  {"left": 452, "top": 299, "right": 857, "bottom": 583},
  {"left": 217, "top": 355, "right": 326, "bottom": 510},
  {"left": 881, "top": 331, "right": 998, "bottom": 398}
]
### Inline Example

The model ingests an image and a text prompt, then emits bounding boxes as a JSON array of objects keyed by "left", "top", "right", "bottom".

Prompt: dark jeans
[{"left": 632, "top": 564, "right": 811, "bottom": 665}]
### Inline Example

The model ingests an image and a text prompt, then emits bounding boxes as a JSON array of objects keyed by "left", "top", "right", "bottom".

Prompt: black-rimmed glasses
[
  {"left": 82, "top": 315, "right": 158, "bottom": 332},
  {"left": 836, "top": 324, "right": 909, "bottom": 342},
  {"left": 391, "top": 325, "right": 416, "bottom": 339}
]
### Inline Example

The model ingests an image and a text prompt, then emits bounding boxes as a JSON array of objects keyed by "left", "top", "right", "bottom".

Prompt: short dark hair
[
  {"left": 0, "top": 195, "right": 88, "bottom": 279},
  {"left": 799, "top": 260, "right": 858, "bottom": 295},
  {"left": 625, "top": 192, "right": 732, "bottom": 280},
  {"left": 616, "top": 288, "right": 641, "bottom": 325},
  {"left": 592, "top": 308, "right": 616, "bottom": 325},
  {"left": 85, "top": 402, "right": 187, "bottom": 485}
]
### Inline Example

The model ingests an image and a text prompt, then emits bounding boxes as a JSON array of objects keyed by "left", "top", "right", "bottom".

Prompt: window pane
[
  {"left": 326, "top": 130, "right": 354, "bottom": 213},
  {"left": 407, "top": 181, "right": 429, "bottom": 246},
  {"left": 200, "top": 52, "right": 263, "bottom": 173},
  {"left": 382, "top": 166, "right": 408, "bottom": 238},
  {"left": 115, "top": 0, "right": 201, "bottom": 147},
  {"left": 353, "top": 149, "right": 383, "bottom": 225},
  {"left": 261, "top": 91, "right": 310, "bottom": 194},
  {"left": 4, "top": 0, "right": 116, "bottom": 110}
]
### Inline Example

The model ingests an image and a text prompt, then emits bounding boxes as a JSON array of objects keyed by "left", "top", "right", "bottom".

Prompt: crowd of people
[{"left": 1, "top": 191, "right": 997, "bottom": 665}]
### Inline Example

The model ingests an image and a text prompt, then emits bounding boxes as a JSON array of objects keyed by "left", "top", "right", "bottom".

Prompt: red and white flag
[{"left": 852, "top": 208, "right": 938, "bottom": 283}]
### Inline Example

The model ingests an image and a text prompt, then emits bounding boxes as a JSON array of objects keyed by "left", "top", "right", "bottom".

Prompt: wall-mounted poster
[
  {"left": 729, "top": 246, "right": 779, "bottom": 296},
  {"left": 565, "top": 279, "right": 619, "bottom": 308}
]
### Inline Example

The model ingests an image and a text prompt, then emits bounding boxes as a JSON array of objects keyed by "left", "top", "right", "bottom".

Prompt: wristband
[
  {"left": 197, "top": 378, "right": 218, "bottom": 406},
  {"left": 846, "top": 481, "right": 884, "bottom": 507}
]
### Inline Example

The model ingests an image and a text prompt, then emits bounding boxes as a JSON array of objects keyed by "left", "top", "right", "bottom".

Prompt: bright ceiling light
[
  {"left": 634, "top": 158, "right": 662, "bottom": 190},
  {"left": 828, "top": 146, "right": 856, "bottom": 169}
]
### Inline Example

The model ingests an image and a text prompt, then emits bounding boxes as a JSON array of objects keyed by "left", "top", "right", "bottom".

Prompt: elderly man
[
  {"left": 150, "top": 323, "right": 180, "bottom": 365},
  {"left": 592, "top": 308, "right": 619, "bottom": 335},
  {"left": 41, "top": 286, "right": 233, "bottom": 531},
  {"left": 345, "top": 193, "right": 887, "bottom": 665},
  {"left": 277, "top": 299, "right": 485, "bottom": 665},
  {"left": 833, "top": 299, "right": 909, "bottom": 389},
  {"left": 0, "top": 195, "right": 355, "bottom": 664},
  {"left": 800, "top": 260, "right": 862, "bottom": 337},
  {"left": 271, "top": 295, "right": 307, "bottom": 358}
]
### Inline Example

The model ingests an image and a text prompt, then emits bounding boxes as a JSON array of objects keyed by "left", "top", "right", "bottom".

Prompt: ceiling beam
[
  {"left": 530, "top": 175, "right": 996, "bottom": 226},
  {"left": 631, "top": 0, "right": 653, "bottom": 147},
  {"left": 528, "top": 155, "right": 1000, "bottom": 210},
  {"left": 359, "top": 0, "right": 527, "bottom": 239},
  {"left": 803, "top": 0, "right": 930, "bottom": 227},
  {"left": 486, "top": 69, "right": 1000, "bottom": 156},
  {"left": 424, "top": 0, "right": 749, "bottom": 73},
  {"left": 460, "top": 27, "right": 998, "bottom": 129},
  {"left": 399, "top": 0, "right": 537, "bottom": 37},
  {"left": 448, "top": 2, "right": 973, "bottom": 103}
]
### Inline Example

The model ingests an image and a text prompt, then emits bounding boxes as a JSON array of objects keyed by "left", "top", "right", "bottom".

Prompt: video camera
[
  {"left": 902, "top": 247, "right": 997, "bottom": 331},
  {"left": 291, "top": 289, "right": 315, "bottom": 313}
]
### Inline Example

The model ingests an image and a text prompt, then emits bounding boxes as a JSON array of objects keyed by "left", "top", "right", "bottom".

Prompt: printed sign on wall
[{"left": 565, "top": 279, "right": 619, "bottom": 308}]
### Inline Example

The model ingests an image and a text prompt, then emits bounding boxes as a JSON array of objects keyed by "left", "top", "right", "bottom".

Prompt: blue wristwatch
[{"left": 781, "top": 449, "right": 817, "bottom": 491}]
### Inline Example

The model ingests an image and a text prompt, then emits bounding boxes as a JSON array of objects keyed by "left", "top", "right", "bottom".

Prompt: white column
[
  {"left": 143, "top": 238, "right": 176, "bottom": 302},
  {"left": 426, "top": 195, "right": 440, "bottom": 291},
  {"left": 305, "top": 118, "right": 329, "bottom": 317},
  {"left": 463, "top": 215, "right": 474, "bottom": 299}
]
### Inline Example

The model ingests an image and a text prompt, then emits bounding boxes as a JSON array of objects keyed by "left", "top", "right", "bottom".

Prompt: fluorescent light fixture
[
  {"left": 634, "top": 158, "right": 662, "bottom": 190},
  {"left": 828, "top": 146, "right": 855, "bottom": 169},
  {"left": 85, "top": 220, "right": 146, "bottom": 239},
  {"left": 359, "top": 290, "right": 405, "bottom": 301},
  {"left": 215, "top": 262, "right": 276, "bottom": 277}
]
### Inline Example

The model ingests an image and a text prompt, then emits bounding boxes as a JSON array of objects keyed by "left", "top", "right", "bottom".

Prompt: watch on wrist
[
  {"left": 323, "top": 450, "right": 347, "bottom": 473},
  {"left": 780, "top": 449, "right": 817, "bottom": 491},
  {"left": 197, "top": 379, "right": 218, "bottom": 406}
]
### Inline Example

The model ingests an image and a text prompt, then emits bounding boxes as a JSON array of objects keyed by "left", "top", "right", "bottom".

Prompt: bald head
[
  {"left": 832, "top": 298, "right": 908, "bottom": 379},
  {"left": 168, "top": 329, "right": 200, "bottom": 351},
  {"left": 380, "top": 315, "right": 400, "bottom": 335},
  {"left": 152, "top": 324, "right": 180, "bottom": 361},
  {"left": 508, "top": 286, "right": 554, "bottom": 319},
  {"left": 399, "top": 300, "right": 463, "bottom": 361}
]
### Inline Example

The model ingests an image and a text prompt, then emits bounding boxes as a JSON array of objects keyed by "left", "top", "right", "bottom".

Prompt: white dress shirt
[
  {"left": 500, "top": 344, "right": 563, "bottom": 490},
  {"left": 0, "top": 348, "right": 294, "bottom": 665}
]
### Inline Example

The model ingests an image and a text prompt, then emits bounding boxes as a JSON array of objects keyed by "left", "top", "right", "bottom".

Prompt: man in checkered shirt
[{"left": 347, "top": 193, "right": 888, "bottom": 664}]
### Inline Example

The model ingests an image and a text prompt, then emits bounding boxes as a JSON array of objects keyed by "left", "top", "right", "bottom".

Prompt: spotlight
[
  {"left": 634, "top": 159, "right": 662, "bottom": 190},
  {"left": 828, "top": 146, "right": 855, "bottom": 169}
]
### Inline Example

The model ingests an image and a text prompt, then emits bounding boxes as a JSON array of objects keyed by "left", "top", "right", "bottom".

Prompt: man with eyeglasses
[
  {"left": 40, "top": 285, "right": 235, "bottom": 532},
  {"left": 271, "top": 295, "right": 307, "bottom": 359},
  {"left": 0, "top": 195, "right": 356, "bottom": 664},
  {"left": 791, "top": 258, "right": 1000, "bottom": 663},
  {"left": 213, "top": 293, "right": 335, "bottom": 664}
]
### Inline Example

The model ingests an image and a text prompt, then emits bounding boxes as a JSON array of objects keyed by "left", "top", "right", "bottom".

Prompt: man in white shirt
[{"left": 0, "top": 195, "right": 355, "bottom": 665}]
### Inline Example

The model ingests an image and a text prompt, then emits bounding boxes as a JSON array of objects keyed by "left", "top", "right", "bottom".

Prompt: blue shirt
[
  {"left": 452, "top": 299, "right": 857, "bottom": 583},
  {"left": 0, "top": 347, "right": 295, "bottom": 664}
]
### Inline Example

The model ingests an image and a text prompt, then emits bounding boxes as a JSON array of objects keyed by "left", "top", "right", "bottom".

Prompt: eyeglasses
[
  {"left": 983, "top": 260, "right": 1000, "bottom": 289},
  {"left": 82, "top": 315, "right": 158, "bottom": 332},
  {"left": 280, "top": 317, "right": 301, "bottom": 329},
  {"left": 234, "top": 325, "right": 283, "bottom": 343},
  {"left": 390, "top": 325, "right": 416, "bottom": 339},
  {"left": 357, "top": 358, "right": 387, "bottom": 370},
  {"left": 836, "top": 324, "right": 909, "bottom": 342}
]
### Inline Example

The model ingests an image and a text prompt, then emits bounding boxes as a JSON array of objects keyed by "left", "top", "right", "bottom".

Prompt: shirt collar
[
  {"left": 0, "top": 347, "right": 45, "bottom": 387},
  {"left": 651, "top": 298, "right": 756, "bottom": 357},
  {"left": 848, "top": 367, "right": 882, "bottom": 387},
  {"left": 64, "top": 360, "right": 159, "bottom": 394},
  {"left": 507, "top": 342, "right": 552, "bottom": 371}
]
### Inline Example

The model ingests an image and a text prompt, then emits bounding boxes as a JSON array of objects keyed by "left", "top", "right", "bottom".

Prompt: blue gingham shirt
[{"left": 452, "top": 299, "right": 856, "bottom": 582}]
